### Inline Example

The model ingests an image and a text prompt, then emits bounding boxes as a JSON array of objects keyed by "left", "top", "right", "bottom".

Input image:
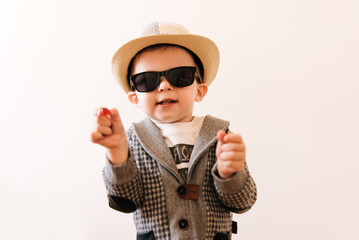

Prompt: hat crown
[
  {"left": 112, "top": 21, "right": 219, "bottom": 93},
  {"left": 140, "top": 22, "right": 190, "bottom": 37}
]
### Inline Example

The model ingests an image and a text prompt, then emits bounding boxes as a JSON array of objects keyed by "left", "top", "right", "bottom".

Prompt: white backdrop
[{"left": 1, "top": 0, "right": 358, "bottom": 239}]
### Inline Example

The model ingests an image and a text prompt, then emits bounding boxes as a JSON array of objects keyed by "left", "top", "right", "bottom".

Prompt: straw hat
[{"left": 112, "top": 21, "right": 220, "bottom": 93}]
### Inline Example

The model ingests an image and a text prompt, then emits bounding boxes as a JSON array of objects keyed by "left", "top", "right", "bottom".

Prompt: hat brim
[{"left": 112, "top": 34, "right": 220, "bottom": 93}]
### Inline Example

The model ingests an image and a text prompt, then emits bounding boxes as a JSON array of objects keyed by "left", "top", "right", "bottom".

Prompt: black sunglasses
[{"left": 129, "top": 66, "right": 202, "bottom": 92}]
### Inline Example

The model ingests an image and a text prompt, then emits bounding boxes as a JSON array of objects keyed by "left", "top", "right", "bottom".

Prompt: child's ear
[
  {"left": 195, "top": 83, "right": 208, "bottom": 102},
  {"left": 127, "top": 91, "right": 139, "bottom": 105}
]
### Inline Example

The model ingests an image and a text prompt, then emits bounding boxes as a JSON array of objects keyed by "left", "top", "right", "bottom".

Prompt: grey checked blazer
[{"left": 103, "top": 115, "right": 257, "bottom": 240}]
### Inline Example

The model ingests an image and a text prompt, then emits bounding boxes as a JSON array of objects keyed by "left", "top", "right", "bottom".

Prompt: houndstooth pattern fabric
[
  {"left": 103, "top": 169, "right": 143, "bottom": 208},
  {"left": 103, "top": 116, "right": 257, "bottom": 240},
  {"left": 128, "top": 128, "right": 171, "bottom": 240},
  {"left": 215, "top": 163, "right": 257, "bottom": 212},
  {"left": 203, "top": 144, "right": 233, "bottom": 239}
]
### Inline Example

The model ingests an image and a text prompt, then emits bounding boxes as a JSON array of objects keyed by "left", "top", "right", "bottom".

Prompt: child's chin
[
  {"left": 164, "top": 116, "right": 192, "bottom": 124},
  {"left": 153, "top": 116, "right": 179, "bottom": 124}
]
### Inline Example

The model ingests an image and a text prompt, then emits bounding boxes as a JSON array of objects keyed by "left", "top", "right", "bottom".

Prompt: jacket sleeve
[
  {"left": 211, "top": 162, "right": 257, "bottom": 214},
  {"left": 102, "top": 130, "right": 143, "bottom": 213}
]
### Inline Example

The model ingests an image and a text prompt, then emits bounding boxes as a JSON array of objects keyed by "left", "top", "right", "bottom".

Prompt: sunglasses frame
[{"left": 129, "top": 66, "right": 202, "bottom": 92}]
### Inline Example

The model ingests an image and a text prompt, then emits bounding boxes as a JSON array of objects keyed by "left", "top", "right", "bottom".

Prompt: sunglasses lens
[
  {"left": 167, "top": 67, "right": 195, "bottom": 87},
  {"left": 132, "top": 72, "right": 159, "bottom": 92},
  {"left": 130, "top": 67, "right": 196, "bottom": 92}
]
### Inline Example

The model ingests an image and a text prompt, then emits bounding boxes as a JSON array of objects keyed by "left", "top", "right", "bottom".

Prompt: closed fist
[{"left": 216, "top": 130, "right": 246, "bottom": 179}]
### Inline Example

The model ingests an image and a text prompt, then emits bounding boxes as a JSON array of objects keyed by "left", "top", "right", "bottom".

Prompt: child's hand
[
  {"left": 91, "top": 108, "right": 129, "bottom": 165},
  {"left": 216, "top": 130, "right": 246, "bottom": 179}
]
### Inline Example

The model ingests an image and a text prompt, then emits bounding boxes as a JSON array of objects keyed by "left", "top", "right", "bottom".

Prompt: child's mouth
[{"left": 157, "top": 99, "right": 177, "bottom": 105}]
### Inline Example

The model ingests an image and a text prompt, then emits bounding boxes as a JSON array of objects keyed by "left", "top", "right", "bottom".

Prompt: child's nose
[{"left": 158, "top": 76, "right": 173, "bottom": 91}]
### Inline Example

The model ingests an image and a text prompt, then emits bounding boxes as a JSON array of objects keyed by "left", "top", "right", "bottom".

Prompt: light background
[{"left": 1, "top": 0, "right": 358, "bottom": 239}]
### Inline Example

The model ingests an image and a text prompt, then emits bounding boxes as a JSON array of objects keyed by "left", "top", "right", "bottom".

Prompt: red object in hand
[{"left": 101, "top": 107, "right": 110, "bottom": 116}]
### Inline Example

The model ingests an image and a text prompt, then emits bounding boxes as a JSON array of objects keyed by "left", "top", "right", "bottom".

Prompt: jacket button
[
  {"left": 178, "top": 219, "right": 188, "bottom": 229},
  {"left": 177, "top": 186, "right": 187, "bottom": 196}
]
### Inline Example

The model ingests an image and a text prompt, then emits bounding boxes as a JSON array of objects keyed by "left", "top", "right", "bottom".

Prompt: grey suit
[{"left": 103, "top": 115, "right": 257, "bottom": 240}]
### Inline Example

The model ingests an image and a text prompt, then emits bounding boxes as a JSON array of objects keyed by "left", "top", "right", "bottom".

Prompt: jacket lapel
[
  {"left": 132, "top": 118, "right": 183, "bottom": 182},
  {"left": 188, "top": 115, "right": 230, "bottom": 179},
  {"left": 132, "top": 116, "right": 230, "bottom": 183}
]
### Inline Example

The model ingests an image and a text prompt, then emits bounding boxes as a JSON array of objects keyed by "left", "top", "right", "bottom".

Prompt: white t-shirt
[{"left": 155, "top": 116, "right": 204, "bottom": 181}]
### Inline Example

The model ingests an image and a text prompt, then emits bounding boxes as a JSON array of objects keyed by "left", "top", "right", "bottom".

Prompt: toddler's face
[{"left": 127, "top": 46, "right": 207, "bottom": 123}]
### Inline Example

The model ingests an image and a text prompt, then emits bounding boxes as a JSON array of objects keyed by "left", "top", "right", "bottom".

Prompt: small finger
[
  {"left": 109, "top": 108, "right": 126, "bottom": 134},
  {"left": 217, "top": 130, "right": 226, "bottom": 142},
  {"left": 97, "top": 116, "right": 112, "bottom": 127},
  {"left": 219, "top": 151, "right": 245, "bottom": 161},
  {"left": 218, "top": 161, "right": 244, "bottom": 175},
  {"left": 91, "top": 131, "right": 104, "bottom": 143},
  {"left": 97, "top": 125, "right": 113, "bottom": 136},
  {"left": 223, "top": 133, "right": 243, "bottom": 143},
  {"left": 221, "top": 142, "right": 246, "bottom": 152}
]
